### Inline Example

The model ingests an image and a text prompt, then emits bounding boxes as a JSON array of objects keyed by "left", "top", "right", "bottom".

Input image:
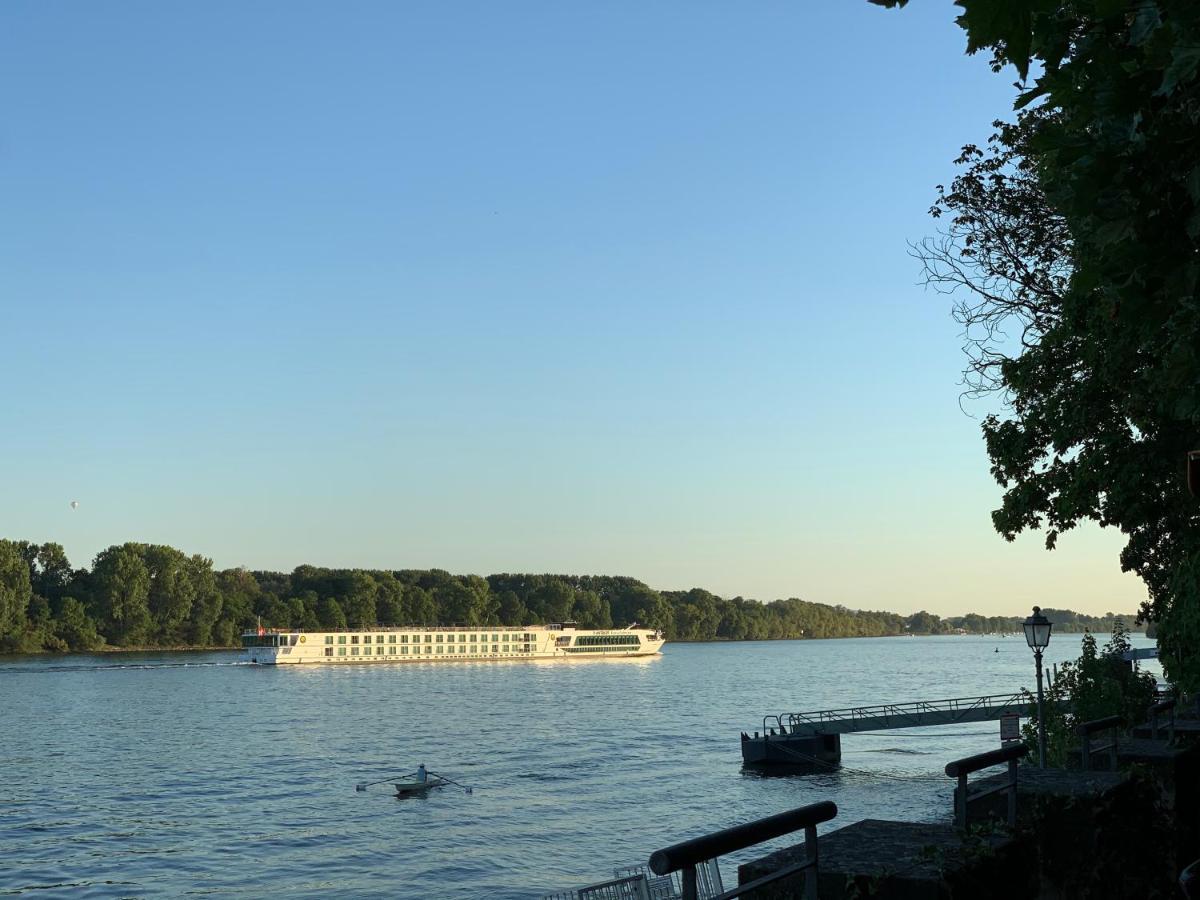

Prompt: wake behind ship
[{"left": 241, "top": 621, "right": 665, "bottom": 665}]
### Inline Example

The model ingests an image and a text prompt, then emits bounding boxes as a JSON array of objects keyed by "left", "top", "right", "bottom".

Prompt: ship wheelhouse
[{"left": 241, "top": 633, "right": 299, "bottom": 648}]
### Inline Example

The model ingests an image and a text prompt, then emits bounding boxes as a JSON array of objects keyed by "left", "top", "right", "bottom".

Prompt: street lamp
[{"left": 1023, "top": 606, "right": 1053, "bottom": 768}]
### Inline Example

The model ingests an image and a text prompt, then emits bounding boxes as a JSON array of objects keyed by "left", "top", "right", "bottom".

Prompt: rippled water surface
[{"left": 0, "top": 634, "right": 1158, "bottom": 898}]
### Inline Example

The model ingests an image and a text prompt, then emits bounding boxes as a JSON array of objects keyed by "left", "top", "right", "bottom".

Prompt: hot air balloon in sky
[{"left": 70, "top": 500, "right": 79, "bottom": 510}]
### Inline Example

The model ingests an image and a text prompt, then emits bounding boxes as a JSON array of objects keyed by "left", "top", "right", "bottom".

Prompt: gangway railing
[
  {"left": 762, "top": 692, "right": 1032, "bottom": 736},
  {"left": 649, "top": 801, "right": 838, "bottom": 900}
]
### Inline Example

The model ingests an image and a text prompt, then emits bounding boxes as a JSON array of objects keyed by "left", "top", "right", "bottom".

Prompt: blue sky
[{"left": 0, "top": 1, "right": 1144, "bottom": 616}]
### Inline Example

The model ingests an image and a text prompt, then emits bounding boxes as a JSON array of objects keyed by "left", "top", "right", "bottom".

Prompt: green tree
[
  {"left": 184, "top": 555, "right": 222, "bottom": 645},
  {"left": 13, "top": 541, "right": 74, "bottom": 605},
  {"left": 90, "top": 545, "right": 152, "bottom": 645},
  {"left": 215, "top": 568, "right": 260, "bottom": 638},
  {"left": 288, "top": 594, "right": 320, "bottom": 631},
  {"left": 495, "top": 590, "right": 528, "bottom": 625},
  {"left": 55, "top": 597, "right": 102, "bottom": 650},
  {"left": 571, "top": 588, "right": 611, "bottom": 629},
  {"left": 527, "top": 581, "right": 576, "bottom": 624},
  {"left": 374, "top": 574, "right": 405, "bottom": 624},
  {"left": 405, "top": 585, "right": 437, "bottom": 625},
  {"left": 881, "top": 0, "right": 1200, "bottom": 690},
  {"left": 0, "top": 539, "right": 32, "bottom": 644},
  {"left": 317, "top": 595, "right": 348, "bottom": 629},
  {"left": 339, "top": 572, "right": 378, "bottom": 627},
  {"left": 1022, "top": 622, "right": 1157, "bottom": 766},
  {"left": 144, "top": 545, "right": 196, "bottom": 643},
  {"left": 907, "top": 611, "right": 944, "bottom": 635}
]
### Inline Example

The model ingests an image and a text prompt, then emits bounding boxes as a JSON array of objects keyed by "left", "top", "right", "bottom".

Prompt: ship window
[
  {"left": 324, "top": 635, "right": 333, "bottom": 645},
  {"left": 388, "top": 635, "right": 396, "bottom": 643},
  {"left": 338, "top": 647, "right": 346, "bottom": 656},
  {"left": 338, "top": 635, "right": 346, "bottom": 644},
  {"left": 324, "top": 647, "right": 333, "bottom": 657}
]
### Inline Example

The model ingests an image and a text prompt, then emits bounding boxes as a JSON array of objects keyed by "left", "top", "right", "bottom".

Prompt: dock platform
[{"left": 742, "top": 693, "right": 1069, "bottom": 767}]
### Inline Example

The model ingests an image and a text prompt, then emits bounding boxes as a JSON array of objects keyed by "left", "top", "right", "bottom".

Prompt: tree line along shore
[{"left": 0, "top": 539, "right": 1138, "bottom": 653}]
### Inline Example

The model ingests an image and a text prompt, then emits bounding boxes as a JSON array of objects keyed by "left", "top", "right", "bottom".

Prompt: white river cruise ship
[{"left": 241, "top": 622, "right": 665, "bottom": 665}]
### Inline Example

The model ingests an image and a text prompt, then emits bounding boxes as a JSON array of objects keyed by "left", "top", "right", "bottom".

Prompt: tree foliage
[
  {"left": 888, "top": 0, "right": 1200, "bottom": 690},
  {"left": 0, "top": 537, "right": 1141, "bottom": 652},
  {"left": 1021, "top": 622, "right": 1157, "bottom": 767}
]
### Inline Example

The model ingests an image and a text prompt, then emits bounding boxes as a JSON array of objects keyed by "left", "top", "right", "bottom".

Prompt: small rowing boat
[
  {"left": 356, "top": 764, "right": 472, "bottom": 797},
  {"left": 392, "top": 764, "right": 445, "bottom": 797},
  {"left": 394, "top": 777, "right": 446, "bottom": 797}
]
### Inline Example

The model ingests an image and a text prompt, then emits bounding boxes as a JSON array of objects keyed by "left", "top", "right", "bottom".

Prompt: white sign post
[{"left": 1000, "top": 714, "right": 1021, "bottom": 743}]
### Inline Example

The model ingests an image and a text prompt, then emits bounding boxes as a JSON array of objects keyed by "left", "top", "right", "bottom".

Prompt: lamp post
[{"left": 1023, "top": 606, "right": 1053, "bottom": 768}]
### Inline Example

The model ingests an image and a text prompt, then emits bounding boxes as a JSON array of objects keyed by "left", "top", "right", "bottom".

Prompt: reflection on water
[{"left": 0, "top": 633, "right": 1156, "bottom": 898}]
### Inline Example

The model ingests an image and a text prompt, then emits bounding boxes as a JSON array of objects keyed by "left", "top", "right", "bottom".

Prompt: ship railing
[
  {"left": 648, "top": 801, "right": 838, "bottom": 900},
  {"left": 240, "top": 625, "right": 540, "bottom": 636},
  {"left": 240, "top": 624, "right": 652, "bottom": 636},
  {"left": 761, "top": 692, "right": 1029, "bottom": 735}
]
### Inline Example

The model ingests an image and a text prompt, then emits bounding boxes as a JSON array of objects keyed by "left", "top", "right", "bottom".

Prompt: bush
[{"left": 1022, "top": 622, "right": 1158, "bottom": 767}]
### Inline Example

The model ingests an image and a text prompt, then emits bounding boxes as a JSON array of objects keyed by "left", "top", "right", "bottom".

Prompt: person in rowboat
[{"left": 416, "top": 764, "right": 427, "bottom": 784}]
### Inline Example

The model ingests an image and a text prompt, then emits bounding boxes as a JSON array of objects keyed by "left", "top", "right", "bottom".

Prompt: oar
[
  {"left": 428, "top": 770, "right": 474, "bottom": 794},
  {"left": 355, "top": 772, "right": 415, "bottom": 792}
]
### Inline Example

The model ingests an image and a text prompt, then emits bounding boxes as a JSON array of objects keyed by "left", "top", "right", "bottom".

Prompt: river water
[{"left": 0, "top": 633, "right": 1159, "bottom": 898}]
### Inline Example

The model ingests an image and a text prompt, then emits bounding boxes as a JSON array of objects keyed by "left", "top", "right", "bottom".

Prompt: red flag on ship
[{"left": 257, "top": 617, "right": 265, "bottom": 637}]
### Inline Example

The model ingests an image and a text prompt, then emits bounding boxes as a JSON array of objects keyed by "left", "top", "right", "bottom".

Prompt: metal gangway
[{"left": 761, "top": 692, "right": 1065, "bottom": 737}]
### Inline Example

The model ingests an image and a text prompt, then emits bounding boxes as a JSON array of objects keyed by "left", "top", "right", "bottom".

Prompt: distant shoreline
[{"left": 0, "top": 630, "right": 1148, "bottom": 659}]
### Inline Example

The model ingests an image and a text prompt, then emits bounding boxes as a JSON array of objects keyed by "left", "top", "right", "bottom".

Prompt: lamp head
[{"left": 1023, "top": 606, "right": 1052, "bottom": 650}]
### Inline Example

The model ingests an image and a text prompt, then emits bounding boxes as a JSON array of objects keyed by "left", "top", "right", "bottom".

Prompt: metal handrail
[
  {"left": 762, "top": 692, "right": 1030, "bottom": 735},
  {"left": 649, "top": 802, "right": 838, "bottom": 900},
  {"left": 1150, "top": 698, "right": 1176, "bottom": 743},
  {"left": 944, "top": 744, "right": 1028, "bottom": 829},
  {"left": 1078, "top": 715, "right": 1122, "bottom": 771}
]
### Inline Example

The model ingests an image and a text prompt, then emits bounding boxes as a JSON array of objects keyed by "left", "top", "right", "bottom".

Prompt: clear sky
[{"left": 0, "top": 1, "right": 1145, "bottom": 617}]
